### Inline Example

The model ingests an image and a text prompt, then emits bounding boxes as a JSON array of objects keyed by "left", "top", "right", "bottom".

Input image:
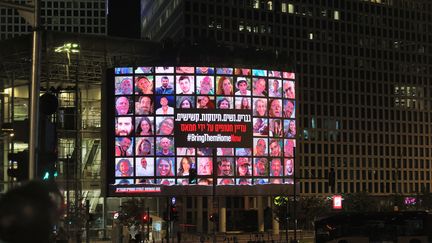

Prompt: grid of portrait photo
[{"left": 113, "top": 66, "right": 296, "bottom": 186}]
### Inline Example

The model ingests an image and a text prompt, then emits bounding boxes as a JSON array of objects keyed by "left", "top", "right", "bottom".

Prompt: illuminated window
[
  {"left": 281, "top": 3, "right": 287, "bottom": 13},
  {"left": 253, "top": 0, "right": 259, "bottom": 9},
  {"left": 309, "top": 33, "right": 314, "bottom": 40},
  {"left": 267, "top": 1, "right": 273, "bottom": 10},
  {"left": 288, "top": 4, "right": 294, "bottom": 13},
  {"left": 334, "top": 10, "right": 340, "bottom": 20}
]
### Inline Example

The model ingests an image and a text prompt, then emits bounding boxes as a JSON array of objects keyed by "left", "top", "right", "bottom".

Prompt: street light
[{"left": 54, "top": 43, "right": 80, "bottom": 54}]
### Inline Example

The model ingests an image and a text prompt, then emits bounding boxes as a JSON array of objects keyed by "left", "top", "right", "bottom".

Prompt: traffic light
[
  {"left": 328, "top": 168, "right": 336, "bottom": 192},
  {"left": 169, "top": 205, "right": 178, "bottom": 221},
  {"left": 7, "top": 150, "right": 29, "bottom": 181},
  {"left": 209, "top": 213, "right": 218, "bottom": 223},
  {"left": 142, "top": 212, "right": 149, "bottom": 223},
  {"left": 189, "top": 168, "right": 197, "bottom": 184},
  {"left": 38, "top": 116, "right": 58, "bottom": 180}
]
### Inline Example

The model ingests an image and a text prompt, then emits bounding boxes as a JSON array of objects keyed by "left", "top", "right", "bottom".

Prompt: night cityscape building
[
  {"left": 0, "top": 0, "right": 432, "bottom": 239},
  {"left": 139, "top": 0, "right": 432, "bottom": 233},
  {"left": 141, "top": 0, "right": 432, "bottom": 196},
  {"left": 0, "top": 0, "right": 107, "bottom": 40}
]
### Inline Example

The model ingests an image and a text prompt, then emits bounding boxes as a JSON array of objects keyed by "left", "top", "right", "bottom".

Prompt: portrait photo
[
  {"left": 197, "top": 157, "right": 213, "bottom": 176},
  {"left": 235, "top": 148, "right": 252, "bottom": 156},
  {"left": 134, "top": 66, "right": 153, "bottom": 74},
  {"left": 176, "top": 147, "right": 196, "bottom": 156},
  {"left": 234, "top": 77, "right": 251, "bottom": 96},
  {"left": 283, "top": 100, "right": 295, "bottom": 118},
  {"left": 197, "top": 95, "right": 215, "bottom": 109},
  {"left": 252, "top": 77, "right": 268, "bottom": 96},
  {"left": 216, "top": 76, "right": 233, "bottom": 95},
  {"left": 115, "top": 96, "right": 133, "bottom": 115},
  {"left": 196, "top": 75, "right": 214, "bottom": 95},
  {"left": 176, "top": 96, "right": 195, "bottom": 109},
  {"left": 284, "top": 119, "right": 296, "bottom": 138},
  {"left": 252, "top": 69, "right": 267, "bottom": 77},
  {"left": 268, "top": 79, "right": 282, "bottom": 97},
  {"left": 115, "top": 179, "right": 133, "bottom": 185},
  {"left": 253, "top": 118, "right": 268, "bottom": 136},
  {"left": 284, "top": 139, "right": 295, "bottom": 157},
  {"left": 177, "top": 157, "right": 196, "bottom": 176},
  {"left": 135, "top": 157, "right": 154, "bottom": 177},
  {"left": 135, "top": 137, "right": 154, "bottom": 156},
  {"left": 115, "top": 137, "right": 133, "bottom": 157},
  {"left": 135, "top": 96, "right": 154, "bottom": 115},
  {"left": 135, "top": 116, "right": 154, "bottom": 136},
  {"left": 235, "top": 97, "right": 251, "bottom": 109},
  {"left": 216, "top": 97, "right": 233, "bottom": 109},
  {"left": 157, "top": 178, "right": 175, "bottom": 185},
  {"left": 176, "top": 75, "right": 195, "bottom": 95},
  {"left": 269, "top": 99, "right": 282, "bottom": 118},
  {"left": 236, "top": 157, "right": 251, "bottom": 177},
  {"left": 216, "top": 67, "right": 233, "bottom": 75},
  {"left": 217, "top": 157, "right": 234, "bottom": 177},
  {"left": 115, "top": 158, "right": 134, "bottom": 177},
  {"left": 176, "top": 66, "right": 194, "bottom": 74},
  {"left": 269, "top": 119, "right": 283, "bottom": 138},
  {"left": 156, "top": 157, "right": 175, "bottom": 176},
  {"left": 155, "top": 66, "right": 174, "bottom": 73},
  {"left": 156, "top": 117, "right": 174, "bottom": 135},
  {"left": 234, "top": 68, "right": 251, "bottom": 76},
  {"left": 196, "top": 67, "right": 214, "bottom": 75},
  {"left": 253, "top": 138, "right": 268, "bottom": 157},
  {"left": 155, "top": 75, "right": 175, "bottom": 95},
  {"left": 283, "top": 71, "right": 295, "bottom": 80},
  {"left": 155, "top": 95, "right": 175, "bottom": 115},
  {"left": 115, "top": 67, "right": 133, "bottom": 75},
  {"left": 253, "top": 98, "right": 268, "bottom": 117},
  {"left": 155, "top": 137, "right": 174, "bottom": 156},
  {"left": 270, "top": 158, "right": 283, "bottom": 176},
  {"left": 283, "top": 80, "right": 295, "bottom": 99},
  {"left": 253, "top": 158, "right": 268, "bottom": 176},
  {"left": 115, "top": 116, "right": 133, "bottom": 136},
  {"left": 237, "top": 178, "right": 252, "bottom": 185},
  {"left": 218, "top": 178, "right": 235, "bottom": 185},
  {"left": 268, "top": 70, "right": 282, "bottom": 78},
  {"left": 115, "top": 76, "right": 133, "bottom": 95},
  {"left": 135, "top": 76, "right": 153, "bottom": 95},
  {"left": 284, "top": 158, "right": 294, "bottom": 176},
  {"left": 217, "top": 148, "right": 234, "bottom": 156},
  {"left": 269, "top": 139, "right": 283, "bottom": 157}
]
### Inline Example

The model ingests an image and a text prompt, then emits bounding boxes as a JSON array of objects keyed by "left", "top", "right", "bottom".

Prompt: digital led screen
[{"left": 107, "top": 66, "right": 296, "bottom": 196}]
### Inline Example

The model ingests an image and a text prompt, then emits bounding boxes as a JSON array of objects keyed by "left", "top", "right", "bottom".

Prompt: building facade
[
  {"left": 142, "top": 0, "right": 432, "bottom": 196},
  {"left": 0, "top": 0, "right": 107, "bottom": 40}
]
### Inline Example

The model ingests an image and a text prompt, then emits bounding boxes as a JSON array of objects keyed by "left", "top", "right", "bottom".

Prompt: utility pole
[{"left": 0, "top": 0, "right": 42, "bottom": 179}]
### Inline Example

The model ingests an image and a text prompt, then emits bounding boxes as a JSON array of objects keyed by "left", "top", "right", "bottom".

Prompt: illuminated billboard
[{"left": 106, "top": 66, "right": 296, "bottom": 196}]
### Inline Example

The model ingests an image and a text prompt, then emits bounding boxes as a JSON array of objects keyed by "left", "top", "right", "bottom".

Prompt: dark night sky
[{"left": 108, "top": 0, "right": 141, "bottom": 38}]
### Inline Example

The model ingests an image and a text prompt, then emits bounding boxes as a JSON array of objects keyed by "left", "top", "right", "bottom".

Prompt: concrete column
[
  {"left": 257, "top": 196, "right": 264, "bottom": 232},
  {"left": 197, "top": 196, "right": 203, "bottom": 233},
  {"left": 244, "top": 196, "right": 249, "bottom": 209},
  {"left": 272, "top": 212, "right": 279, "bottom": 236},
  {"left": 219, "top": 197, "right": 226, "bottom": 233}
]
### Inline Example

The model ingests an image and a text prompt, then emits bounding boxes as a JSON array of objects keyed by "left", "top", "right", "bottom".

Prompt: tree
[
  {"left": 298, "top": 196, "right": 330, "bottom": 230},
  {"left": 343, "top": 192, "right": 378, "bottom": 212}
]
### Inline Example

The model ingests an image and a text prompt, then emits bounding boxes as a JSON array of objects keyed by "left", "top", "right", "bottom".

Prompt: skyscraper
[
  {"left": 141, "top": 0, "right": 432, "bottom": 196},
  {"left": 0, "top": 0, "right": 107, "bottom": 40}
]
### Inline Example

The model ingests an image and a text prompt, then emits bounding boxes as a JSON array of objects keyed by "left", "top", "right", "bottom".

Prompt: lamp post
[{"left": 0, "top": 0, "right": 42, "bottom": 180}]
